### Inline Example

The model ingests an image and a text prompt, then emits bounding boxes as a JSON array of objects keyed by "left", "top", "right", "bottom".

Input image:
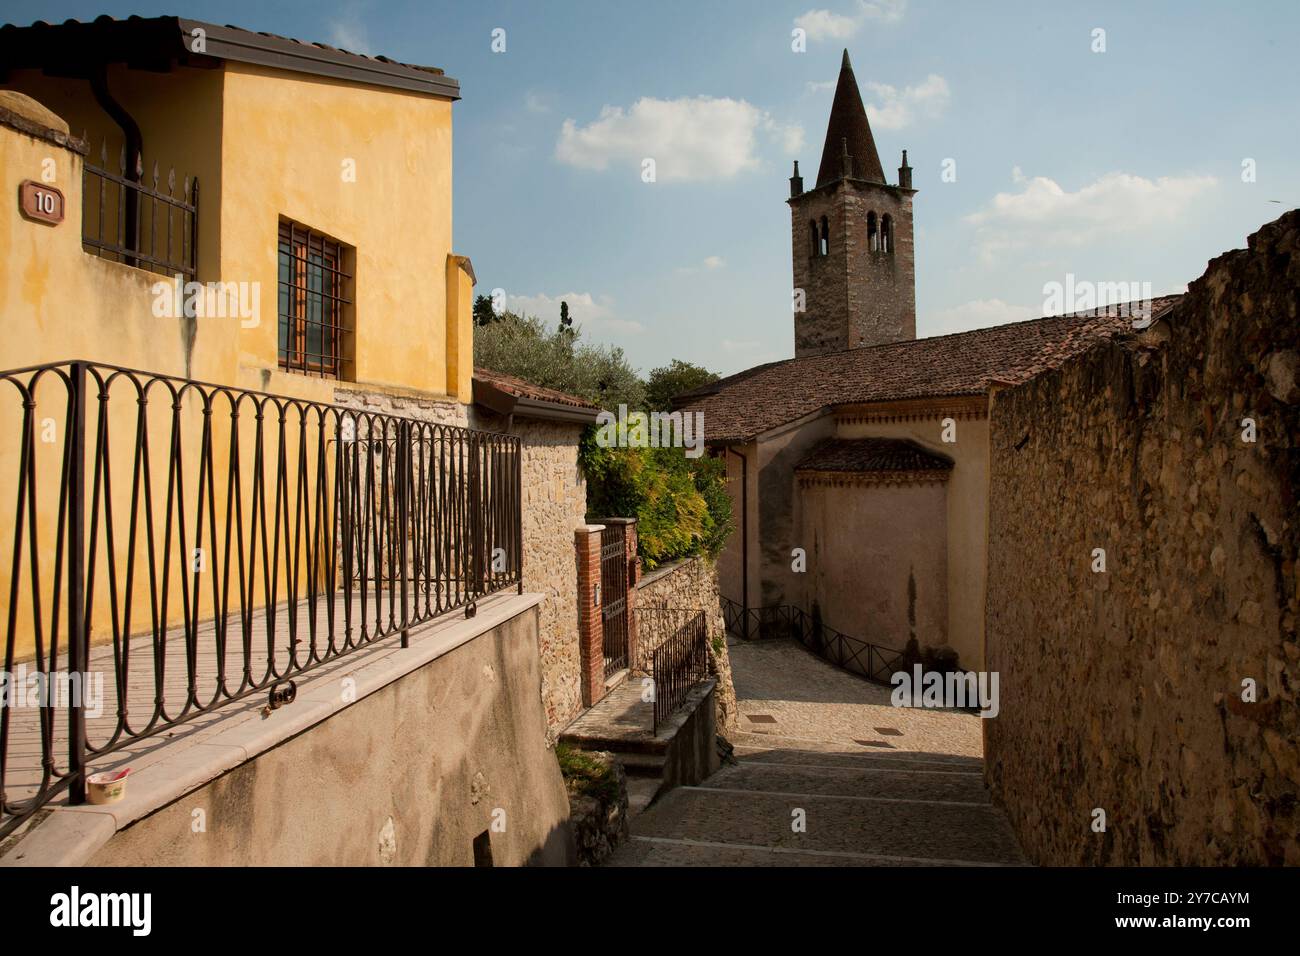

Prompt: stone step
[
  {"left": 605, "top": 835, "right": 932, "bottom": 867},
  {"left": 627, "top": 785, "right": 1025, "bottom": 865},
  {"left": 625, "top": 777, "right": 662, "bottom": 817},
  {"left": 733, "top": 733, "right": 982, "bottom": 765},
  {"left": 735, "top": 745, "right": 983, "bottom": 773},
  {"left": 713, "top": 760, "right": 992, "bottom": 804},
  {"left": 616, "top": 751, "right": 668, "bottom": 778},
  {"left": 558, "top": 733, "right": 668, "bottom": 757}
]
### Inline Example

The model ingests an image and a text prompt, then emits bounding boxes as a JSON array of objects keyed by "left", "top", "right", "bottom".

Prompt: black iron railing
[
  {"left": 649, "top": 609, "right": 709, "bottom": 734},
  {"left": 637, "top": 606, "right": 705, "bottom": 673},
  {"left": 0, "top": 360, "right": 521, "bottom": 838},
  {"left": 720, "top": 597, "right": 904, "bottom": 685},
  {"left": 82, "top": 146, "right": 198, "bottom": 279}
]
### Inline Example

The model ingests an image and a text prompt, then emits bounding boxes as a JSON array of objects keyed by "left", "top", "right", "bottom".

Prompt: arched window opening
[
  {"left": 881, "top": 214, "right": 893, "bottom": 254},
  {"left": 819, "top": 216, "right": 829, "bottom": 257},
  {"left": 867, "top": 211, "right": 879, "bottom": 252},
  {"left": 810, "top": 220, "right": 819, "bottom": 257}
]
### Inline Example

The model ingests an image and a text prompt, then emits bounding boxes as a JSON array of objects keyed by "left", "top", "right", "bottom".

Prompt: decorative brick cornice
[
  {"left": 834, "top": 394, "right": 988, "bottom": 426},
  {"left": 797, "top": 469, "right": 951, "bottom": 488}
]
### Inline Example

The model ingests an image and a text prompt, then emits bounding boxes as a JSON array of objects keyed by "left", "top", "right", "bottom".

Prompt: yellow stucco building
[
  {"left": 0, "top": 16, "right": 480, "bottom": 662},
  {"left": 1, "top": 15, "right": 472, "bottom": 401}
]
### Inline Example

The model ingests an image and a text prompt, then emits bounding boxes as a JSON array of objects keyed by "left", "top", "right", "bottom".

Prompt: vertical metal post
[
  {"left": 514, "top": 436, "right": 523, "bottom": 594},
  {"left": 397, "top": 419, "right": 410, "bottom": 648},
  {"left": 469, "top": 432, "right": 482, "bottom": 609},
  {"left": 189, "top": 177, "right": 200, "bottom": 280},
  {"left": 66, "top": 361, "right": 88, "bottom": 804}
]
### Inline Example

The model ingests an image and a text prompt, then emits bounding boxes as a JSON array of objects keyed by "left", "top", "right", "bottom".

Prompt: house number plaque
[{"left": 19, "top": 180, "right": 64, "bottom": 225}]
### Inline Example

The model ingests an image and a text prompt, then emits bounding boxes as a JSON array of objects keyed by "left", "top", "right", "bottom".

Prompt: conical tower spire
[{"left": 815, "top": 48, "right": 885, "bottom": 187}]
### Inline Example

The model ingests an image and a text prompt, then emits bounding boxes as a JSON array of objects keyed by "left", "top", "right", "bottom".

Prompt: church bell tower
[{"left": 789, "top": 50, "right": 917, "bottom": 357}]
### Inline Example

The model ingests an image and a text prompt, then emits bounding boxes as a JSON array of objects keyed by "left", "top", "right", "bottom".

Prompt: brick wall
[
  {"left": 984, "top": 212, "right": 1300, "bottom": 865},
  {"left": 575, "top": 525, "right": 604, "bottom": 708}
]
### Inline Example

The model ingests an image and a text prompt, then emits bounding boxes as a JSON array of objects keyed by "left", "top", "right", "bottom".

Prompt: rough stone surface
[
  {"left": 790, "top": 177, "right": 916, "bottom": 357},
  {"left": 333, "top": 386, "right": 468, "bottom": 427},
  {"left": 985, "top": 211, "right": 1300, "bottom": 866},
  {"left": 565, "top": 751, "right": 630, "bottom": 866},
  {"left": 605, "top": 638, "right": 1023, "bottom": 867},
  {"left": 471, "top": 410, "right": 589, "bottom": 735},
  {"left": 637, "top": 556, "right": 739, "bottom": 736}
]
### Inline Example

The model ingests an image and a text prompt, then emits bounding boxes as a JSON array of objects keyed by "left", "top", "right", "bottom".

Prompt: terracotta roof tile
[
  {"left": 473, "top": 367, "right": 599, "bottom": 411},
  {"left": 796, "top": 438, "right": 953, "bottom": 473},
  {"left": 678, "top": 296, "right": 1181, "bottom": 443}
]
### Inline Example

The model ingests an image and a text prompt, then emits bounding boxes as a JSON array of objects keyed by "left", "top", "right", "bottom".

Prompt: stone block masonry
[
  {"left": 984, "top": 211, "right": 1300, "bottom": 865},
  {"left": 638, "top": 556, "right": 739, "bottom": 736}
]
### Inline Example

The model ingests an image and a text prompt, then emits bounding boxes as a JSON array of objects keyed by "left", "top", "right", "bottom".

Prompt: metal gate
[{"left": 600, "top": 526, "right": 629, "bottom": 677}]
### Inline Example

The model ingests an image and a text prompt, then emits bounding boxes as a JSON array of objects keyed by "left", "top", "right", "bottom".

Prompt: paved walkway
[{"left": 606, "top": 637, "right": 1026, "bottom": 866}]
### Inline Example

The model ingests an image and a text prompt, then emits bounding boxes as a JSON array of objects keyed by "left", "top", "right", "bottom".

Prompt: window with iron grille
[{"left": 278, "top": 220, "right": 353, "bottom": 377}]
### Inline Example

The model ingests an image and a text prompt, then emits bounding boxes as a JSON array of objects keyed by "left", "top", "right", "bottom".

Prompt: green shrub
[{"left": 579, "top": 426, "right": 733, "bottom": 569}]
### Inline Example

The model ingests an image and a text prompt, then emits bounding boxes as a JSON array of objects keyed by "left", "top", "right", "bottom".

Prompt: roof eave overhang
[
  {"left": 0, "top": 16, "right": 460, "bottom": 100},
  {"left": 472, "top": 378, "right": 599, "bottom": 425},
  {"left": 177, "top": 18, "right": 461, "bottom": 100}
]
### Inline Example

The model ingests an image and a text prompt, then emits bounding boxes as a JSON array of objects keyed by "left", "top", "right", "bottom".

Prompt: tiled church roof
[
  {"left": 676, "top": 297, "right": 1181, "bottom": 443},
  {"left": 796, "top": 438, "right": 954, "bottom": 474}
]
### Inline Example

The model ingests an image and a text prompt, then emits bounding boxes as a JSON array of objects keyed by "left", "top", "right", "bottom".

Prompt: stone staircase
[
  {"left": 560, "top": 679, "right": 718, "bottom": 816},
  {"left": 603, "top": 636, "right": 1027, "bottom": 867}
]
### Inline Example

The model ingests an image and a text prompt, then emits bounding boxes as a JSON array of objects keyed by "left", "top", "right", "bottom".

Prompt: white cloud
[
  {"left": 965, "top": 170, "right": 1218, "bottom": 261},
  {"left": 859, "top": 0, "right": 908, "bottom": 22},
  {"left": 327, "top": 18, "right": 371, "bottom": 55},
  {"left": 556, "top": 97, "right": 802, "bottom": 181},
  {"left": 793, "top": 1, "right": 906, "bottom": 42},
  {"left": 864, "top": 74, "right": 950, "bottom": 130},
  {"left": 805, "top": 80, "right": 837, "bottom": 95},
  {"left": 794, "top": 9, "right": 861, "bottom": 41},
  {"left": 505, "top": 291, "right": 643, "bottom": 335},
  {"left": 925, "top": 299, "right": 1041, "bottom": 336},
  {"left": 676, "top": 256, "right": 727, "bottom": 275}
]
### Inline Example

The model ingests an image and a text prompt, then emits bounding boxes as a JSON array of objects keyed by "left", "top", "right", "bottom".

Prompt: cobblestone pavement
[{"left": 605, "top": 637, "right": 1026, "bottom": 866}]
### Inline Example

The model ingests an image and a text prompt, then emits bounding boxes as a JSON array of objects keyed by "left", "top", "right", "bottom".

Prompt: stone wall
[
  {"left": 334, "top": 385, "right": 467, "bottom": 427},
  {"left": 984, "top": 212, "right": 1300, "bottom": 865},
  {"left": 637, "top": 556, "right": 739, "bottom": 736},
  {"left": 790, "top": 178, "right": 915, "bottom": 357},
  {"left": 472, "top": 410, "right": 588, "bottom": 734}
]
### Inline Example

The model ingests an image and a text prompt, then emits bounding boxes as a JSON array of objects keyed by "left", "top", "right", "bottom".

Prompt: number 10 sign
[{"left": 19, "top": 180, "right": 64, "bottom": 225}]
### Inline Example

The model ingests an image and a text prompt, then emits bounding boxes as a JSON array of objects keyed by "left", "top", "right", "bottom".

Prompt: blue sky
[{"left": 5, "top": 0, "right": 1297, "bottom": 375}]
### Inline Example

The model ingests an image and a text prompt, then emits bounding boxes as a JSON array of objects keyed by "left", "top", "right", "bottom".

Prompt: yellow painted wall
[
  {"left": 0, "top": 59, "right": 469, "bottom": 661},
  {"left": 218, "top": 62, "right": 460, "bottom": 403}
]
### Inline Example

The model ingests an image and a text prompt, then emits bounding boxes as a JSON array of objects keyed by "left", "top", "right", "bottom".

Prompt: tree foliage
[
  {"left": 474, "top": 306, "right": 731, "bottom": 568},
  {"left": 473, "top": 310, "right": 645, "bottom": 410},
  {"left": 580, "top": 428, "right": 732, "bottom": 569},
  {"left": 645, "top": 359, "right": 720, "bottom": 412}
]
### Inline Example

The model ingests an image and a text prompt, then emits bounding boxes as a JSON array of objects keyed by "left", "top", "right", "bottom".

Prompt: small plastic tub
[{"left": 86, "top": 768, "right": 130, "bottom": 804}]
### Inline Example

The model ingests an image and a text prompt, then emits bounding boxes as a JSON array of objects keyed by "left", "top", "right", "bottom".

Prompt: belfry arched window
[
  {"left": 867, "top": 211, "right": 879, "bottom": 252},
  {"left": 819, "top": 216, "right": 829, "bottom": 256},
  {"left": 810, "top": 220, "right": 820, "bottom": 257},
  {"left": 881, "top": 214, "right": 893, "bottom": 254}
]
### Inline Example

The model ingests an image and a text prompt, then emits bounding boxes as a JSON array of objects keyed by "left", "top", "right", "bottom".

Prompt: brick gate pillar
[{"left": 575, "top": 524, "right": 606, "bottom": 707}]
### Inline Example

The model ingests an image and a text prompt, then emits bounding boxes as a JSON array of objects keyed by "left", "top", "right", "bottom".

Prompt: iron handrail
[
  {"left": 720, "top": 597, "right": 904, "bottom": 685},
  {"left": 0, "top": 360, "right": 521, "bottom": 838}
]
